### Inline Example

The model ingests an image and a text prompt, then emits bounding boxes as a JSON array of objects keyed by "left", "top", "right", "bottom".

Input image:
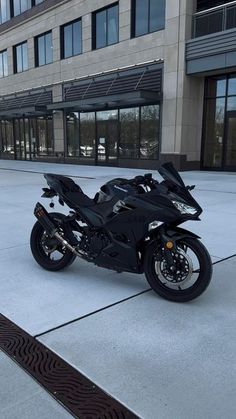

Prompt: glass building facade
[
  {"left": 66, "top": 105, "right": 160, "bottom": 165},
  {"left": 0, "top": 116, "right": 53, "bottom": 160},
  {"left": 202, "top": 74, "right": 236, "bottom": 170}
]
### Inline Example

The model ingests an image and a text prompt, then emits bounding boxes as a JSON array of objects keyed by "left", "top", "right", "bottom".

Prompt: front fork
[{"left": 159, "top": 232, "right": 178, "bottom": 273}]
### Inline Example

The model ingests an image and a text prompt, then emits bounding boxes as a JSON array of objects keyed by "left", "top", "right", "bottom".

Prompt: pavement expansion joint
[
  {"left": 212, "top": 254, "right": 236, "bottom": 265},
  {"left": 0, "top": 167, "right": 95, "bottom": 180},
  {"left": 0, "top": 314, "right": 139, "bottom": 419},
  {"left": 34, "top": 289, "right": 151, "bottom": 339}
]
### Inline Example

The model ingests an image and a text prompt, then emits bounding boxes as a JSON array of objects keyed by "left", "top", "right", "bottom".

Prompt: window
[
  {"left": 120, "top": 108, "right": 139, "bottom": 158},
  {"left": 92, "top": 3, "right": 118, "bottom": 49},
  {"left": 140, "top": 105, "right": 159, "bottom": 159},
  {"left": 35, "top": 31, "right": 53, "bottom": 67},
  {"left": 61, "top": 18, "right": 82, "bottom": 59},
  {"left": 132, "top": 0, "right": 165, "bottom": 37},
  {"left": 13, "top": 0, "right": 31, "bottom": 16},
  {"left": 66, "top": 105, "right": 160, "bottom": 161},
  {"left": 66, "top": 112, "right": 96, "bottom": 158},
  {"left": 13, "top": 41, "right": 28, "bottom": 73},
  {"left": 0, "top": 50, "right": 8, "bottom": 78},
  {"left": 0, "top": 120, "right": 14, "bottom": 156},
  {"left": 0, "top": 0, "right": 10, "bottom": 23}
]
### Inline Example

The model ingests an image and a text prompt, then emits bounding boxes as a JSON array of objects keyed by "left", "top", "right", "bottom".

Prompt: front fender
[{"left": 164, "top": 226, "right": 201, "bottom": 240}]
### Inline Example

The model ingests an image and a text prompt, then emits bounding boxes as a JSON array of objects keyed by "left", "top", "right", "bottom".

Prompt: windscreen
[{"left": 158, "top": 162, "right": 186, "bottom": 188}]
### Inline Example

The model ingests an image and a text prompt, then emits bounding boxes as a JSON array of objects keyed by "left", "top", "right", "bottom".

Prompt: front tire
[
  {"left": 30, "top": 213, "right": 76, "bottom": 271},
  {"left": 144, "top": 237, "right": 212, "bottom": 302}
]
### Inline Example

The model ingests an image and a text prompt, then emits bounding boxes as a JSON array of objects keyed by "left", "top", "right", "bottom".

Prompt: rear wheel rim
[{"left": 38, "top": 229, "right": 67, "bottom": 264}]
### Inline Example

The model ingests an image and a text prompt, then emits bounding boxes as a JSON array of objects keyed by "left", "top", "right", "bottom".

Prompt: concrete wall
[{"left": 161, "top": 0, "right": 204, "bottom": 165}]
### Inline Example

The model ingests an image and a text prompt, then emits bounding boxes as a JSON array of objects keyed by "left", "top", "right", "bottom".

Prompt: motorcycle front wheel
[
  {"left": 30, "top": 212, "right": 76, "bottom": 271},
  {"left": 144, "top": 237, "right": 212, "bottom": 302}
]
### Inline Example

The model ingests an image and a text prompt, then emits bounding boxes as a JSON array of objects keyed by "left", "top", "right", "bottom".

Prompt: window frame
[
  {"left": 131, "top": 0, "right": 165, "bottom": 38},
  {"left": 0, "top": 49, "right": 8, "bottom": 78},
  {"left": 92, "top": 2, "right": 119, "bottom": 50},
  {"left": 35, "top": 30, "right": 53, "bottom": 67},
  {"left": 13, "top": 40, "right": 28, "bottom": 73},
  {"left": 0, "top": 0, "right": 44, "bottom": 25},
  {"left": 61, "top": 17, "right": 82, "bottom": 60}
]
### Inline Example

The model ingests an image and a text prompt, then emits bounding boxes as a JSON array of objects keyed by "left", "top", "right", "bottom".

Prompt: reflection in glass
[
  {"left": 37, "top": 116, "right": 53, "bottom": 155},
  {"left": 0, "top": 120, "right": 14, "bottom": 156},
  {"left": 226, "top": 116, "right": 236, "bottom": 167},
  {"left": 206, "top": 77, "right": 226, "bottom": 98},
  {"left": 73, "top": 20, "right": 82, "bottom": 56},
  {"left": 80, "top": 112, "right": 95, "bottom": 158},
  {"left": 96, "top": 10, "right": 106, "bottom": 49},
  {"left": 228, "top": 77, "right": 236, "bottom": 95},
  {"left": 134, "top": 0, "right": 165, "bottom": 37},
  {"left": 64, "top": 24, "right": 73, "bottom": 58},
  {"left": 67, "top": 112, "right": 79, "bottom": 157},
  {"left": 97, "top": 110, "right": 118, "bottom": 162},
  {"left": 14, "top": 42, "right": 28, "bottom": 73},
  {"left": 227, "top": 96, "right": 236, "bottom": 111},
  {"left": 13, "top": 0, "right": 31, "bottom": 16},
  {"left": 120, "top": 108, "right": 139, "bottom": 158},
  {"left": 140, "top": 105, "right": 159, "bottom": 159},
  {"left": 36, "top": 32, "right": 52, "bottom": 66},
  {"left": 107, "top": 5, "right": 118, "bottom": 45},
  {"left": 150, "top": 0, "right": 165, "bottom": 32},
  {"left": 0, "top": 0, "right": 10, "bottom": 23},
  {"left": 0, "top": 50, "right": 8, "bottom": 78},
  {"left": 45, "top": 32, "right": 53, "bottom": 64},
  {"left": 203, "top": 98, "right": 225, "bottom": 168},
  {"left": 63, "top": 19, "right": 82, "bottom": 58},
  {"left": 135, "top": 0, "right": 149, "bottom": 36},
  {"left": 95, "top": 4, "right": 118, "bottom": 49}
]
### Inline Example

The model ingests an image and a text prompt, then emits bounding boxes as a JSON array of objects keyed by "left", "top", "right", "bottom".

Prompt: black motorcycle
[{"left": 30, "top": 162, "right": 212, "bottom": 302}]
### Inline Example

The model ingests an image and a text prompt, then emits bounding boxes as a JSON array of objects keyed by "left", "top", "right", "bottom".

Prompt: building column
[
  {"left": 82, "top": 13, "right": 92, "bottom": 53},
  {"left": 52, "top": 85, "right": 64, "bottom": 157},
  {"left": 161, "top": 0, "right": 204, "bottom": 169}
]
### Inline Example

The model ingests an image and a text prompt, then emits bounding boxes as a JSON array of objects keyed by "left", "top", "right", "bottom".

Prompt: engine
[{"left": 79, "top": 229, "right": 110, "bottom": 258}]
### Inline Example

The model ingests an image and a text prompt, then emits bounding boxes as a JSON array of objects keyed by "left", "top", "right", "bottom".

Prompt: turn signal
[{"left": 166, "top": 241, "right": 174, "bottom": 249}]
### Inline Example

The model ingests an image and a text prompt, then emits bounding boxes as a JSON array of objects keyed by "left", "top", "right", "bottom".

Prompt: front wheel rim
[{"left": 154, "top": 241, "right": 202, "bottom": 292}]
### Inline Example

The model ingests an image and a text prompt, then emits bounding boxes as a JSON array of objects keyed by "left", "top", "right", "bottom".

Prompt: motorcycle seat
[{"left": 45, "top": 174, "right": 95, "bottom": 208}]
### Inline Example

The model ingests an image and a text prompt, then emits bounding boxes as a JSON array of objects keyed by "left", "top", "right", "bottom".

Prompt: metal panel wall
[{"left": 186, "top": 28, "right": 236, "bottom": 74}]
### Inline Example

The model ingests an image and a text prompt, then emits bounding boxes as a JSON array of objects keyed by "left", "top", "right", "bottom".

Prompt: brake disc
[{"left": 155, "top": 248, "right": 193, "bottom": 285}]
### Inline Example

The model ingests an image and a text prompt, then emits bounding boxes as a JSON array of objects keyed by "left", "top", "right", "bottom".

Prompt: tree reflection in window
[{"left": 140, "top": 105, "right": 159, "bottom": 159}]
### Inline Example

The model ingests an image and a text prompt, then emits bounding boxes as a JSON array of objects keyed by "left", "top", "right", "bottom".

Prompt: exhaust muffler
[{"left": 34, "top": 203, "right": 82, "bottom": 257}]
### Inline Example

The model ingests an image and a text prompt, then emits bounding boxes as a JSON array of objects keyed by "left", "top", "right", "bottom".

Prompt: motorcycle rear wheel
[
  {"left": 144, "top": 237, "right": 212, "bottom": 302},
  {"left": 30, "top": 213, "right": 76, "bottom": 271}
]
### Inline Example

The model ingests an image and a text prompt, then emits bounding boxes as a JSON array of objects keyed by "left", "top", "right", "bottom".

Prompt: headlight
[{"left": 172, "top": 200, "right": 197, "bottom": 215}]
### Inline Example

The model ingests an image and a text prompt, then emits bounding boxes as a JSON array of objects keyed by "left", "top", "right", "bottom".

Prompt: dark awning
[
  {"left": 0, "top": 90, "right": 52, "bottom": 118},
  {"left": 0, "top": 105, "right": 49, "bottom": 118},
  {"left": 48, "top": 90, "right": 160, "bottom": 112},
  {"left": 49, "top": 61, "right": 163, "bottom": 112}
]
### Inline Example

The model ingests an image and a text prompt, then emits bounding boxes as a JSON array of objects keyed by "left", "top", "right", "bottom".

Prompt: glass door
[
  {"left": 96, "top": 110, "right": 118, "bottom": 165},
  {"left": 225, "top": 112, "right": 236, "bottom": 169},
  {"left": 14, "top": 118, "right": 32, "bottom": 160}
]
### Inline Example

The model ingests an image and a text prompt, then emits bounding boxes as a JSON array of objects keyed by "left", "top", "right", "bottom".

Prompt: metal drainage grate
[{"left": 0, "top": 314, "right": 139, "bottom": 419}]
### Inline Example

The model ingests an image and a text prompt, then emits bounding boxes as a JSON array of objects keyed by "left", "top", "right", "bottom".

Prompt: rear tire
[
  {"left": 144, "top": 237, "right": 212, "bottom": 302},
  {"left": 30, "top": 213, "right": 76, "bottom": 271}
]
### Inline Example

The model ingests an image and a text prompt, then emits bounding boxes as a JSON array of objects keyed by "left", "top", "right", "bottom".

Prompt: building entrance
[
  {"left": 203, "top": 75, "right": 236, "bottom": 170},
  {"left": 96, "top": 110, "right": 118, "bottom": 165}
]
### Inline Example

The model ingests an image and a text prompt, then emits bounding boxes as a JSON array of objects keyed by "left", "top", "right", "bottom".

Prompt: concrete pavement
[{"left": 0, "top": 159, "right": 236, "bottom": 418}]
